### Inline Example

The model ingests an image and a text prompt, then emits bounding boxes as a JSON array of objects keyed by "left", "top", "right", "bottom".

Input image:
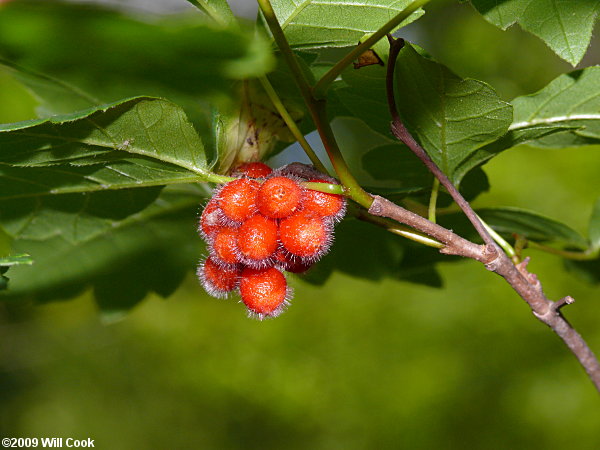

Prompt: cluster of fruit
[{"left": 197, "top": 162, "right": 346, "bottom": 319}]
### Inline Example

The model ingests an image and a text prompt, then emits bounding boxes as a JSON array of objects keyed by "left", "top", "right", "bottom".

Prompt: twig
[
  {"left": 385, "top": 36, "right": 498, "bottom": 251},
  {"left": 378, "top": 35, "right": 600, "bottom": 393}
]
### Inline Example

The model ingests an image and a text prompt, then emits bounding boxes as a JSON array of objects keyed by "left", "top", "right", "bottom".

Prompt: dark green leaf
[
  {"left": 0, "top": 59, "right": 99, "bottom": 116},
  {"left": 470, "top": 0, "right": 599, "bottom": 66},
  {"left": 337, "top": 44, "right": 512, "bottom": 185},
  {"left": 0, "top": 1, "right": 274, "bottom": 109},
  {"left": 0, "top": 186, "right": 206, "bottom": 310},
  {"left": 476, "top": 207, "right": 589, "bottom": 249},
  {"left": 268, "top": 0, "right": 424, "bottom": 49},
  {"left": 565, "top": 259, "right": 600, "bottom": 285}
]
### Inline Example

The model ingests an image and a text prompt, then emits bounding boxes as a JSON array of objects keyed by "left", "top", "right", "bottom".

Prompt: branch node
[
  {"left": 516, "top": 257, "right": 541, "bottom": 287},
  {"left": 553, "top": 296, "right": 576, "bottom": 311}
]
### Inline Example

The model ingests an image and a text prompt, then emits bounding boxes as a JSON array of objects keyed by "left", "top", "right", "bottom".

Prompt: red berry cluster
[{"left": 197, "top": 162, "right": 346, "bottom": 320}]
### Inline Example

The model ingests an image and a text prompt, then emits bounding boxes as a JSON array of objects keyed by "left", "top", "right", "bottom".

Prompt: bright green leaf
[
  {"left": 0, "top": 97, "right": 226, "bottom": 195},
  {"left": 470, "top": 0, "right": 600, "bottom": 66},
  {"left": 510, "top": 67, "right": 600, "bottom": 147},
  {"left": 460, "top": 67, "right": 600, "bottom": 177},
  {"left": 186, "top": 0, "right": 237, "bottom": 26},
  {"left": 0, "top": 253, "right": 33, "bottom": 267},
  {"left": 268, "top": 0, "right": 424, "bottom": 49}
]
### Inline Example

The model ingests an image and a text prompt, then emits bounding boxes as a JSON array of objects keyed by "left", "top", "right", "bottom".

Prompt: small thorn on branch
[{"left": 553, "top": 296, "right": 575, "bottom": 311}]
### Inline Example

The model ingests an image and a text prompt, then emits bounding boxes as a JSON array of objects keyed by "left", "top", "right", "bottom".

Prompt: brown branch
[
  {"left": 374, "top": 35, "right": 600, "bottom": 393},
  {"left": 385, "top": 35, "right": 498, "bottom": 251}
]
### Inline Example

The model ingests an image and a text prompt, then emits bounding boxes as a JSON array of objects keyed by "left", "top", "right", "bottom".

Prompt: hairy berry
[
  {"left": 274, "top": 249, "right": 313, "bottom": 274},
  {"left": 199, "top": 198, "right": 223, "bottom": 240},
  {"left": 211, "top": 226, "right": 241, "bottom": 266},
  {"left": 279, "top": 210, "right": 333, "bottom": 262},
  {"left": 304, "top": 179, "right": 346, "bottom": 221},
  {"left": 218, "top": 178, "right": 259, "bottom": 223},
  {"left": 198, "top": 257, "right": 240, "bottom": 298},
  {"left": 257, "top": 176, "right": 304, "bottom": 219},
  {"left": 237, "top": 214, "right": 278, "bottom": 268},
  {"left": 239, "top": 267, "right": 290, "bottom": 319},
  {"left": 232, "top": 162, "right": 273, "bottom": 178}
]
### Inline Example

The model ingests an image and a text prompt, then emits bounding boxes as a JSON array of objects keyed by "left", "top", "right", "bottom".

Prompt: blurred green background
[{"left": 1, "top": 0, "right": 599, "bottom": 449}]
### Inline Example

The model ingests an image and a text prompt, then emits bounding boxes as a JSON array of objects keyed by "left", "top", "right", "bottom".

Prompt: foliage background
[{"left": 1, "top": 0, "right": 599, "bottom": 448}]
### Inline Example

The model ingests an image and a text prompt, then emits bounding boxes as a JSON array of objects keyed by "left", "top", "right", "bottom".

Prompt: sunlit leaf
[
  {"left": 267, "top": 0, "right": 424, "bottom": 49},
  {"left": 470, "top": 0, "right": 600, "bottom": 66}
]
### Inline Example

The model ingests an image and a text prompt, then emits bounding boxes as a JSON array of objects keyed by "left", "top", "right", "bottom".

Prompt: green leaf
[
  {"left": 0, "top": 186, "right": 206, "bottom": 310},
  {"left": 476, "top": 207, "right": 589, "bottom": 249},
  {"left": 186, "top": 0, "right": 237, "bottom": 26},
  {"left": 393, "top": 44, "right": 512, "bottom": 185},
  {"left": 338, "top": 45, "right": 512, "bottom": 185},
  {"left": 268, "top": 0, "right": 424, "bottom": 49},
  {"left": 510, "top": 67, "right": 600, "bottom": 147},
  {"left": 0, "top": 1, "right": 274, "bottom": 108},
  {"left": 0, "top": 59, "right": 100, "bottom": 117},
  {"left": 588, "top": 198, "right": 600, "bottom": 251},
  {"left": 471, "top": 0, "right": 600, "bottom": 66},
  {"left": 459, "top": 67, "right": 600, "bottom": 177},
  {"left": 0, "top": 97, "right": 226, "bottom": 195},
  {"left": 0, "top": 253, "right": 33, "bottom": 268}
]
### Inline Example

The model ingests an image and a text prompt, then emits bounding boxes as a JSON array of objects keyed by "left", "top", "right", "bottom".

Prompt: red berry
[
  {"left": 232, "top": 162, "right": 273, "bottom": 178},
  {"left": 304, "top": 179, "right": 346, "bottom": 221},
  {"left": 237, "top": 214, "right": 278, "bottom": 268},
  {"left": 279, "top": 210, "right": 333, "bottom": 262},
  {"left": 211, "top": 226, "right": 241, "bottom": 266},
  {"left": 239, "top": 267, "right": 291, "bottom": 319},
  {"left": 257, "top": 176, "right": 304, "bottom": 219},
  {"left": 198, "top": 257, "right": 240, "bottom": 298},
  {"left": 274, "top": 248, "right": 313, "bottom": 274},
  {"left": 199, "top": 198, "right": 224, "bottom": 240},
  {"left": 218, "top": 178, "right": 259, "bottom": 224}
]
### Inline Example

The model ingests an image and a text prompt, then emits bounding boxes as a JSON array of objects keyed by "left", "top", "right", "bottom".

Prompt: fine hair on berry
[
  {"left": 217, "top": 178, "right": 259, "bottom": 224},
  {"left": 257, "top": 175, "right": 304, "bottom": 219},
  {"left": 239, "top": 267, "right": 291, "bottom": 320},
  {"left": 279, "top": 210, "right": 333, "bottom": 263},
  {"left": 304, "top": 178, "right": 346, "bottom": 221},
  {"left": 199, "top": 198, "right": 224, "bottom": 241},
  {"left": 237, "top": 214, "right": 279, "bottom": 268},
  {"left": 210, "top": 226, "right": 242, "bottom": 266},
  {"left": 198, "top": 257, "right": 241, "bottom": 299}
]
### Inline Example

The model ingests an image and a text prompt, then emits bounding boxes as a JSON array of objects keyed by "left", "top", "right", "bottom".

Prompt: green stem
[
  {"left": 258, "top": 76, "right": 329, "bottom": 174},
  {"left": 313, "top": 0, "right": 430, "bottom": 99},
  {"left": 257, "top": 0, "right": 314, "bottom": 109},
  {"left": 257, "top": 0, "right": 372, "bottom": 209},
  {"left": 302, "top": 182, "right": 345, "bottom": 195},
  {"left": 476, "top": 214, "right": 516, "bottom": 259},
  {"left": 354, "top": 209, "right": 443, "bottom": 248},
  {"left": 428, "top": 178, "right": 439, "bottom": 223},
  {"left": 527, "top": 241, "right": 599, "bottom": 261}
]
